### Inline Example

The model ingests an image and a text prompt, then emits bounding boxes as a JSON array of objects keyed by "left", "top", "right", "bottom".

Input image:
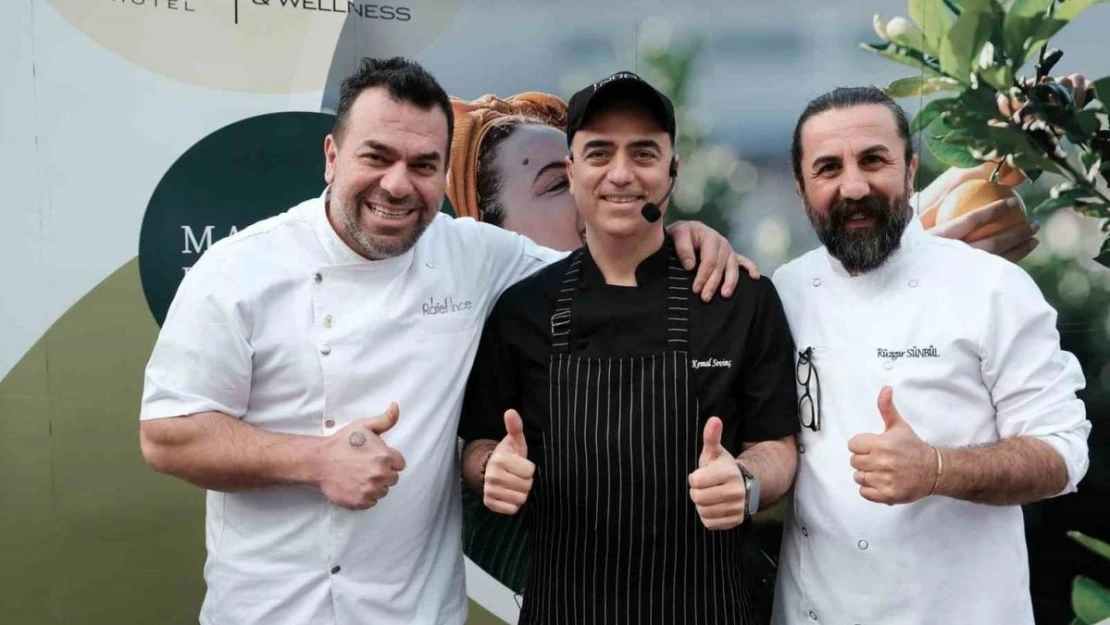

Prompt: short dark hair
[
  {"left": 332, "top": 57, "right": 454, "bottom": 167},
  {"left": 791, "top": 86, "right": 913, "bottom": 183}
]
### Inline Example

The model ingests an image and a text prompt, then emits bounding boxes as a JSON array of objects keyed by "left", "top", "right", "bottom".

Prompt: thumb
[
  {"left": 877, "top": 386, "right": 903, "bottom": 431},
  {"left": 366, "top": 402, "right": 400, "bottom": 435},
  {"left": 503, "top": 409, "right": 527, "bottom": 456},
  {"left": 699, "top": 417, "right": 724, "bottom": 468}
]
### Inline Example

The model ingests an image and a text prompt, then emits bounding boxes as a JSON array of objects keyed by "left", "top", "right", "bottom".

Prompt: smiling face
[
  {"left": 323, "top": 86, "right": 449, "bottom": 260},
  {"left": 796, "top": 103, "right": 918, "bottom": 273},
  {"left": 567, "top": 101, "right": 674, "bottom": 242},
  {"left": 491, "top": 123, "right": 583, "bottom": 251}
]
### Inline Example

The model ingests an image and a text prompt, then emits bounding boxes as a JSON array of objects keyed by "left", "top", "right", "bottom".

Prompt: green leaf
[
  {"left": 911, "top": 0, "right": 956, "bottom": 53},
  {"left": 1022, "top": 18, "right": 1072, "bottom": 65},
  {"left": 939, "top": 6, "right": 994, "bottom": 81},
  {"left": 886, "top": 75, "right": 962, "bottom": 98},
  {"left": 942, "top": 0, "right": 965, "bottom": 15},
  {"left": 1069, "top": 531, "right": 1110, "bottom": 561},
  {"left": 1003, "top": 0, "right": 1052, "bottom": 64},
  {"left": 1073, "top": 575, "right": 1110, "bottom": 623},
  {"left": 1031, "top": 192, "right": 1083, "bottom": 216},
  {"left": 911, "top": 97, "right": 960, "bottom": 133},
  {"left": 926, "top": 133, "right": 983, "bottom": 167},
  {"left": 1093, "top": 77, "right": 1110, "bottom": 105},
  {"left": 1054, "top": 0, "right": 1110, "bottom": 22},
  {"left": 981, "top": 64, "right": 1015, "bottom": 91},
  {"left": 859, "top": 42, "right": 942, "bottom": 74}
]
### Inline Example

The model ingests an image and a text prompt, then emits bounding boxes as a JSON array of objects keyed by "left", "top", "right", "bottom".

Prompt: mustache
[
  {"left": 826, "top": 194, "right": 890, "bottom": 229},
  {"left": 361, "top": 190, "right": 425, "bottom": 211}
]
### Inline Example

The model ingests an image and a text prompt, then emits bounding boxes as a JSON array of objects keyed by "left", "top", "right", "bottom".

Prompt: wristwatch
[{"left": 737, "top": 462, "right": 760, "bottom": 520}]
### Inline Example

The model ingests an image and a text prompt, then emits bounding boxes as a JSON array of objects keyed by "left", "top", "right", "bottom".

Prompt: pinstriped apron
[{"left": 519, "top": 241, "right": 756, "bottom": 625}]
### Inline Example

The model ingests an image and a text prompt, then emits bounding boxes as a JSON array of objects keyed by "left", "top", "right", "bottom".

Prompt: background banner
[{"left": 2, "top": 1, "right": 1110, "bottom": 623}]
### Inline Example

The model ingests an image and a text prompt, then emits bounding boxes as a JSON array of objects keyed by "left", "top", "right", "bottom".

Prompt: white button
[
  {"left": 883, "top": 360, "right": 894, "bottom": 370},
  {"left": 812, "top": 277, "right": 821, "bottom": 287},
  {"left": 314, "top": 272, "right": 323, "bottom": 283},
  {"left": 809, "top": 610, "right": 818, "bottom": 620},
  {"left": 801, "top": 526, "right": 809, "bottom": 536},
  {"left": 425, "top": 261, "right": 436, "bottom": 269},
  {"left": 908, "top": 278, "right": 918, "bottom": 288},
  {"left": 320, "top": 344, "right": 331, "bottom": 356},
  {"left": 858, "top": 539, "right": 869, "bottom": 550},
  {"left": 324, "top": 314, "right": 333, "bottom": 329}
]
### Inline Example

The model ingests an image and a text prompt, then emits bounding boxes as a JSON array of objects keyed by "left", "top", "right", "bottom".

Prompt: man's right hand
[
  {"left": 317, "top": 402, "right": 406, "bottom": 510},
  {"left": 483, "top": 409, "right": 535, "bottom": 515}
]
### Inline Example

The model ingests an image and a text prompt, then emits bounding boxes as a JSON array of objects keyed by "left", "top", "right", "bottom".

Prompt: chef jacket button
[
  {"left": 314, "top": 272, "right": 323, "bottom": 283},
  {"left": 324, "top": 314, "right": 333, "bottom": 329},
  {"left": 320, "top": 344, "right": 331, "bottom": 356},
  {"left": 811, "top": 277, "right": 821, "bottom": 287},
  {"left": 425, "top": 261, "right": 436, "bottom": 269},
  {"left": 858, "top": 539, "right": 869, "bottom": 550},
  {"left": 801, "top": 526, "right": 809, "bottom": 536},
  {"left": 324, "top": 419, "right": 335, "bottom": 428},
  {"left": 809, "top": 610, "right": 818, "bottom": 620},
  {"left": 330, "top": 565, "right": 341, "bottom": 574},
  {"left": 578, "top": 282, "right": 590, "bottom": 292},
  {"left": 798, "top": 444, "right": 806, "bottom": 454},
  {"left": 908, "top": 278, "right": 919, "bottom": 288},
  {"left": 576, "top": 339, "right": 589, "bottom": 350},
  {"left": 883, "top": 360, "right": 894, "bottom": 370}
]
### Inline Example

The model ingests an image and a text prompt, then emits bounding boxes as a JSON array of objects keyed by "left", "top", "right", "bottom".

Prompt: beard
[
  {"left": 804, "top": 186, "right": 914, "bottom": 274},
  {"left": 330, "top": 187, "right": 431, "bottom": 260}
]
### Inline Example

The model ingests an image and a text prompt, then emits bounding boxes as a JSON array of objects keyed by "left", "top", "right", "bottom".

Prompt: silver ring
[{"left": 349, "top": 431, "right": 367, "bottom": 447}]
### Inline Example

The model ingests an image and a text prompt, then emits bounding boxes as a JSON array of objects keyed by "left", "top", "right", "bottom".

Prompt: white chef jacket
[
  {"left": 769, "top": 218, "right": 1090, "bottom": 625},
  {"left": 140, "top": 191, "right": 563, "bottom": 625}
]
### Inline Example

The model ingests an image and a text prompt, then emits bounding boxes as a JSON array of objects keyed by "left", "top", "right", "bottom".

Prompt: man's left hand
[
  {"left": 847, "top": 386, "right": 936, "bottom": 505},
  {"left": 668, "top": 221, "right": 759, "bottom": 302},
  {"left": 689, "top": 416, "right": 747, "bottom": 530}
]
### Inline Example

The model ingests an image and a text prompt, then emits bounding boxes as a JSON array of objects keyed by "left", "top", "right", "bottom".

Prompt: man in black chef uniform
[{"left": 458, "top": 71, "right": 800, "bottom": 625}]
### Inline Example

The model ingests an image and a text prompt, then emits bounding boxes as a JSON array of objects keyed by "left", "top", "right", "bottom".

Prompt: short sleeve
[
  {"left": 470, "top": 219, "right": 567, "bottom": 300},
  {"left": 140, "top": 247, "right": 254, "bottom": 421},
  {"left": 736, "top": 278, "right": 801, "bottom": 442},
  {"left": 981, "top": 262, "right": 1090, "bottom": 495}
]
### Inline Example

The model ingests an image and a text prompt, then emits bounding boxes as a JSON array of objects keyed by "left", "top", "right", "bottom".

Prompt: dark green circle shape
[{"left": 139, "top": 112, "right": 336, "bottom": 326}]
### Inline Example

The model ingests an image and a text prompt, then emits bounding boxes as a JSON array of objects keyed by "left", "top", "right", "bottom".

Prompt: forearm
[
  {"left": 738, "top": 436, "right": 797, "bottom": 507},
  {"left": 934, "top": 436, "right": 1068, "bottom": 506},
  {"left": 461, "top": 439, "right": 498, "bottom": 491},
  {"left": 140, "top": 411, "right": 323, "bottom": 492}
]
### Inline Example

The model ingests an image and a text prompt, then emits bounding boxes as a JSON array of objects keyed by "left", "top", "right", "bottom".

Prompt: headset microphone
[{"left": 641, "top": 158, "right": 679, "bottom": 223}]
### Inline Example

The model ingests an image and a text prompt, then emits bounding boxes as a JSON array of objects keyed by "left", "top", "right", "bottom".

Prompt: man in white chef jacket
[
  {"left": 770, "top": 86, "right": 1091, "bottom": 625},
  {"left": 137, "top": 57, "right": 749, "bottom": 625}
]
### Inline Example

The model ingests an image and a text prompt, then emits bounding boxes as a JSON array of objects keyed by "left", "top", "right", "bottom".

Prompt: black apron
[{"left": 518, "top": 243, "right": 757, "bottom": 625}]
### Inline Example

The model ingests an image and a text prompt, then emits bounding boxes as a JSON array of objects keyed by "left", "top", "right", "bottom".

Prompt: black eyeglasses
[{"left": 796, "top": 347, "right": 821, "bottom": 432}]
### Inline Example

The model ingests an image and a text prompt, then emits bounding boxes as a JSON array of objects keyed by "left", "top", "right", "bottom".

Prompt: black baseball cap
[{"left": 565, "top": 71, "right": 677, "bottom": 148}]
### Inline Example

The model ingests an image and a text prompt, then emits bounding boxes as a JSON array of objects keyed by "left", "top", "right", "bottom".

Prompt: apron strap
[
  {"left": 550, "top": 249, "right": 585, "bottom": 353},
  {"left": 548, "top": 241, "right": 693, "bottom": 354},
  {"left": 664, "top": 241, "right": 692, "bottom": 351}
]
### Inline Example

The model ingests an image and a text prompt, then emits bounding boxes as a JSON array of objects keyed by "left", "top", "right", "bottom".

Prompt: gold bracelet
[{"left": 927, "top": 446, "right": 944, "bottom": 495}]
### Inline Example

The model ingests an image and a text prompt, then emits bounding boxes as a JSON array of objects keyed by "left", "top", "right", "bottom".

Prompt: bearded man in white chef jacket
[
  {"left": 769, "top": 86, "right": 1091, "bottom": 625},
  {"left": 136, "top": 57, "right": 752, "bottom": 625}
]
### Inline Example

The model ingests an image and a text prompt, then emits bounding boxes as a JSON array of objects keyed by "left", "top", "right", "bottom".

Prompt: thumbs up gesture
[
  {"left": 482, "top": 409, "right": 536, "bottom": 516},
  {"left": 318, "top": 402, "right": 407, "bottom": 511},
  {"left": 688, "top": 417, "right": 747, "bottom": 530},
  {"left": 847, "top": 386, "right": 936, "bottom": 505}
]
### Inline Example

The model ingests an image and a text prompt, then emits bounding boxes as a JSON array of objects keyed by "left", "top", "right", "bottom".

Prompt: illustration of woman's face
[{"left": 493, "top": 123, "right": 583, "bottom": 251}]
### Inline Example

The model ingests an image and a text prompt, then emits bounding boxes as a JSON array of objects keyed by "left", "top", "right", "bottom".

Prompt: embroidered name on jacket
[
  {"left": 422, "top": 296, "right": 472, "bottom": 315},
  {"left": 692, "top": 358, "right": 732, "bottom": 369},
  {"left": 877, "top": 346, "right": 939, "bottom": 360}
]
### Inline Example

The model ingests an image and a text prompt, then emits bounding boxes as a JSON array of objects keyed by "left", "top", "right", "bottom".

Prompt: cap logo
[{"left": 593, "top": 72, "right": 640, "bottom": 91}]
